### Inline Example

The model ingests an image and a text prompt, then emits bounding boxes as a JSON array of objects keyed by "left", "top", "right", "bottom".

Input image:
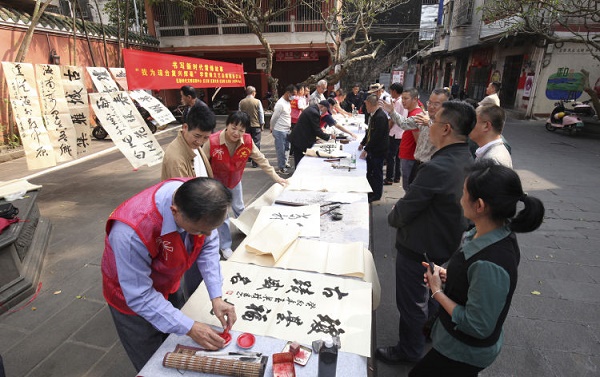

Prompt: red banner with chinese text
[{"left": 122, "top": 49, "right": 245, "bottom": 90}]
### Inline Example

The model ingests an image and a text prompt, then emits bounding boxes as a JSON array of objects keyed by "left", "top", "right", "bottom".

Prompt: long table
[{"left": 139, "top": 119, "right": 373, "bottom": 377}]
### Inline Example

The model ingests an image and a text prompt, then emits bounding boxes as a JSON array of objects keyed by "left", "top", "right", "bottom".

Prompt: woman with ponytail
[{"left": 410, "top": 159, "right": 545, "bottom": 376}]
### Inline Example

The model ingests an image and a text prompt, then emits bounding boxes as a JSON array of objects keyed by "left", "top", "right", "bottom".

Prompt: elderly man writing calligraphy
[{"left": 102, "top": 178, "right": 237, "bottom": 371}]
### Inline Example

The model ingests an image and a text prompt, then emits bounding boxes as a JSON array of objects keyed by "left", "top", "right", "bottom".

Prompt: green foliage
[
  {"left": 6, "top": 133, "right": 20, "bottom": 149},
  {"left": 102, "top": 0, "right": 147, "bottom": 32}
]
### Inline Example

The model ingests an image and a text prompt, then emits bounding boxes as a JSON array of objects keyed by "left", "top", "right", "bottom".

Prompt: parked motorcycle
[
  {"left": 212, "top": 94, "right": 229, "bottom": 115},
  {"left": 545, "top": 100, "right": 585, "bottom": 136},
  {"left": 92, "top": 103, "right": 158, "bottom": 140}
]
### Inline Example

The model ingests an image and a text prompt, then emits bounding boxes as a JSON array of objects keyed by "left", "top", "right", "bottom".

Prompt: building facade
[{"left": 418, "top": 0, "right": 600, "bottom": 118}]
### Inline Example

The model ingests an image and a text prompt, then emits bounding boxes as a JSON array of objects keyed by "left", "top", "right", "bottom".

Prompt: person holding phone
[{"left": 410, "top": 160, "right": 545, "bottom": 376}]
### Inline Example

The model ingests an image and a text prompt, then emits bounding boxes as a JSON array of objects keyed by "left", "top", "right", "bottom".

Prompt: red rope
[{"left": 0, "top": 282, "right": 43, "bottom": 314}]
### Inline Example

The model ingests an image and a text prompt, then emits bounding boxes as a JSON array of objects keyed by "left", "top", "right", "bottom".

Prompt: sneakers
[
  {"left": 285, "top": 162, "right": 291, "bottom": 168},
  {"left": 276, "top": 168, "right": 289, "bottom": 175},
  {"left": 221, "top": 248, "right": 233, "bottom": 260}
]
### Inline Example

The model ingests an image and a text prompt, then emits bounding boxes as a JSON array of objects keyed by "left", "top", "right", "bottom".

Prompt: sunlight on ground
[{"left": 515, "top": 169, "right": 560, "bottom": 191}]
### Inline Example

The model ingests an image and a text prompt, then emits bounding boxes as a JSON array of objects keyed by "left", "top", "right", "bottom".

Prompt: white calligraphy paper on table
[
  {"left": 2, "top": 62, "right": 56, "bottom": 170},
  {"left": 182, "top": 262, "right": 372, "bottom": 357},
  {"left": 89, "top": 92, "right": 164, "bottom": 168},
  {"left": 108, "top": 67, "right": 128, "bottom": 90},
  {"left": 35, "top": 64, "right": 78, "bottom": 162},
  {"left": 61, "top": 65, "right": 91, "bottom": 156},
  {"left": 287, "top": 175, "right": 372, "bottom": 193},
  {"left": 251, "top": 204, "right": 320, "bottom": 238},
  {"left": 129, "top": 89, "right": 176, "bottom": 126},
  {"left": 86, "top": 67, "right": 120, "bottom": 93}
]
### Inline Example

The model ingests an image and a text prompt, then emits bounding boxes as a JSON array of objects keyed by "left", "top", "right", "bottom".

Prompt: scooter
[
  {"left": 212, "top": 94, "right": 229, "bottom": 115},
  {"left": 545, "top": 100, "right": 585, "bottom": 136}
]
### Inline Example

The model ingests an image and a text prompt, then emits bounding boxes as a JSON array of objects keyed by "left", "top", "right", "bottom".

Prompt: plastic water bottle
[
  {"left": 350, "top": 152, "right": 357, "bottom": 168},
  {"left": 317, "top": 336, "right": 338, "bottom": 377}
]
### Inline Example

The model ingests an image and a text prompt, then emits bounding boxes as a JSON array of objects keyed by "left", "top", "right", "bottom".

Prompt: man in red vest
[
  {"left": 102, "top": 178, "right": 236, "bottom": 371},
  {"left": 203, "top": 111, "right": 287, "bottom": 259}
]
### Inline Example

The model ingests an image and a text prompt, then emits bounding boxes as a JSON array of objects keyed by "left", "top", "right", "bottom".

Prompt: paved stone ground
[
  {"left": 0, "top": 116, "right": 599, "bottom": 376},
  {"left": 373, "top": 119, "right": 600, "bottom": 377}
]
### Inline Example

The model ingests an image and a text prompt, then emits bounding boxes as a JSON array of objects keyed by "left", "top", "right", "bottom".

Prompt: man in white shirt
[
  {"left": 479, "top": 81, "right": 501, "bottom": 107},
  {"left": 309, "top": 79, "right": 328, "bottom": 106},
  {"left": 270, "top": 85, "right": 295, "bottom": 174},
  {"left": 469, "top": 105, "right": 512, "bottom": 168}
]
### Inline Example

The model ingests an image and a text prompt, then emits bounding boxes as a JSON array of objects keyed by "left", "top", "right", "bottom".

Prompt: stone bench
[{"left": 0, "top": 191, "right": 51, "bottom": 313}]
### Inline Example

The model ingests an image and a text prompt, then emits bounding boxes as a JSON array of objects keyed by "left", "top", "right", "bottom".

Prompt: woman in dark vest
[{"left": 410, "top": 160, "right": 545, "bottom": 376}]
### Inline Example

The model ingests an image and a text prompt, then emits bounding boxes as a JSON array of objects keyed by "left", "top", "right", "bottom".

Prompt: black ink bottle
[{"left": 317, "top": 335, "right": 338, "bottom": 377}]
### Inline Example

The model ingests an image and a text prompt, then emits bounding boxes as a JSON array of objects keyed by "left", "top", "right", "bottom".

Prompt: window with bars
[{"left": 452, "top": 0, "right": 474, "bottom": 27}]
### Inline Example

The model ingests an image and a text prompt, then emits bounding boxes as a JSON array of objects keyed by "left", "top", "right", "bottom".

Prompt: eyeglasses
[{"left": 426, "top": 101, "right": 442, "bottom": 108}]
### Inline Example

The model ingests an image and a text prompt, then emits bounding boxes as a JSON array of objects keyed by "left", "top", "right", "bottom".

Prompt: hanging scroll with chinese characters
[
  {"left": 109, "top": 67, "right": 128, "bottom": 90},
  {"left": 2, "top": 62, "right": 56, "bottom": 170},
  {"left": 86, "top": 67, "right": 120, "bottom": 93},
  {"left": 89, "top": 92, "right": 164, "bottom": 168},
  {"left": 61, "top": 65, "right": 91, "bottom": 156},
  {"left": 35, "top": 64, "right": 78, "bottom": 162},
  {"left": 129, "top": 89, "right": 176, "bottom": 126},
  {"left": 182, "top": 262, "right": 372, "bottom": 357}
]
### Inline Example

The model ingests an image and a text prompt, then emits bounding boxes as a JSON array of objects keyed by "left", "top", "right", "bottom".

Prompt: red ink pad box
[
  {"left": 272, "top": 352, "right": 296, "bottom": 377},
  {"left": 282, "top": 341, "right": 312, "bottom": 366}
]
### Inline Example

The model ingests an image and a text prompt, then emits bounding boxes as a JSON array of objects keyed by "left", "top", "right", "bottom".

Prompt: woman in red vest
[{"left": 203, "top": 111, "right": 287, "bottom": 259}]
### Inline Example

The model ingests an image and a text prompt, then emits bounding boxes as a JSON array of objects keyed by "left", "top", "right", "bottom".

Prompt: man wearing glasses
[
  {"left": 382, "top": 88, "right": 450, "bottom": 187},
  {"left": 379, "top": 101, "right": 475, "bottom": 364}
]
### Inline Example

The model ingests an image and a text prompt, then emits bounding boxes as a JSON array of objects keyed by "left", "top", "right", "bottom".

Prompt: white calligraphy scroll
[
  {"left": 89, "top": 92, "right": 164, "bottom": 168},
  {"left": 61, "top": 65, "right": 91, "bottom": 156},
  {"left": 35, "top": 64, "right": 78, "bottom": 163},
  {"left": 251, "top": 204, "right": 320, "bottom": 238},
  {"left": 129, "top": 89, "right": 176, "bottom": 126},
  {"left": 2, "top": 62, "right": 56, "bottom": 170},
  {"left": 86, "top": 67, "right": 120, "bottom": 93},
  {"left": 108, "top": 67, "right": 128, "bottom": 90},
  {"left": 287, "top": 175, "right": 372, "bottom": 193},
  {"left": 183, "top": 262, "right": 372, "bottom": 357}
]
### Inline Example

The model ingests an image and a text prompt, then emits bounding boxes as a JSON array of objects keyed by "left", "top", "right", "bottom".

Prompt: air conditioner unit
[{"left": 256, "top": 58, "right": 267, "bottom": 70}]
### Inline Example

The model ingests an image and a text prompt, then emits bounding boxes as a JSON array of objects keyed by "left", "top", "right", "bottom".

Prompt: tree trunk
[
  {"left": 76, "top": 0, "right": 96, "bottom": 66},
  {"left": 71, "top": 0, "right": 77, "bottom": 65},
  {"left": 116, "top": 0, "right": 122, "bottom": 66},
  {"left": 14, "top": 0, "right": 53, "bottom": 62},
  {"left": 93, "top": 0, "right": 109, "bottom": 67},
  {"left": 122, "top": 0, "right": 131, "bottom": 66}
]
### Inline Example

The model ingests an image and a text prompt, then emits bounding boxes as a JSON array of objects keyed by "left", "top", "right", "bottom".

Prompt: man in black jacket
[
  {"left": 288, "top": 103, "right": 335, "bottom": 167},
  {"left": 378, "top": 101, "right": 475, "bottom": 363},
  {"left": 359, "top": 94, "right": 389, "bottom": 202}
]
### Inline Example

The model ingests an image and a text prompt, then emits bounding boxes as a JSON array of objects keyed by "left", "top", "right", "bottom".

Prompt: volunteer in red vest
[
  {"left": 398, "top": 88, "right": 423, "bottom": 193},
  {"left": 203, "top": 111, "right": 287, "bottom": 259},
  {"left": 101, "top": 177, "right": 236, "bottom": 372}
]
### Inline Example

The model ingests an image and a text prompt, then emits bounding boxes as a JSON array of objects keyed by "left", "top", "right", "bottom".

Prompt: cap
[
  {"left": 318, "top": 100, "right": 331, "bottom": 110},
  {"left": 368, "top": 83, "right": 383, "bottom": 93}
]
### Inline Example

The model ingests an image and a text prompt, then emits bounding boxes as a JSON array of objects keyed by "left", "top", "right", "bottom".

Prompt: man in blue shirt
[{"left": 101, "top": 178, "right": 236, "bottom": 371}]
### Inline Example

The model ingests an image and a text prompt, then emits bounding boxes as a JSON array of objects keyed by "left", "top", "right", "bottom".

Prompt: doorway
[{"left": 500, "top": 55, "right": 524, "bottom": 108}]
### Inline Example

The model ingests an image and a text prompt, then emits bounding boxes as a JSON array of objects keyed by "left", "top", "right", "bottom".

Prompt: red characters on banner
[{"left": 122, "top": 49, "right": 245, "bottom": 90}]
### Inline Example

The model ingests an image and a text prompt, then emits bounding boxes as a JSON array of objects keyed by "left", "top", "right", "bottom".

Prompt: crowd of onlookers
[{"left": 97, "top": 79, "right": 544, "bottom": 376}]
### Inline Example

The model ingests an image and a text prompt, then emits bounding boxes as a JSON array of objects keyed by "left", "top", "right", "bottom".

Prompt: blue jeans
[
  {"left": 217, "top": 181, "right": 245, "bottom": 250},
  {"left": 272, "top": 129, "right": 290, "bottom": 170}
]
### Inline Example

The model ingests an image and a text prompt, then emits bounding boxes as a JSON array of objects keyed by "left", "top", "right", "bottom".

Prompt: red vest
[
  {"left": 290, "top": 97, "right": 301, "bottom": 123},
  {"left": 101, "top": 178, "right": 206, "bottom": 315},
  {"left": 209, "top": 131, "right": 253, "bottom": 189}
]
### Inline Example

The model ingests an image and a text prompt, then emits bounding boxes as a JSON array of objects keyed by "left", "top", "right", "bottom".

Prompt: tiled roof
[{"left": 0, "top": 5, "right": 159, "bottom": 46}]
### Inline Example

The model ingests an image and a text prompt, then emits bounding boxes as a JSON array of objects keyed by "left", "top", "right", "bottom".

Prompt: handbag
[{"left": 0, "top": 203, "right": 19, "bottom": 219}]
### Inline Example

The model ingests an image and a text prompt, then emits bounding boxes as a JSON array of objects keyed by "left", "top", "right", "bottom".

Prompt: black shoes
[
  {"left": 375, "top": 346, "right": 419, "bottom": 364},
  {"left": 383, "top": 179, "right": 393, "bottom": 185}
]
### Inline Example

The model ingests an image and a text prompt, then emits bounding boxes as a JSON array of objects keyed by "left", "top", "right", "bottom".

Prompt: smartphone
[{"left": 423, "top": 253, "right": 435, "bottom": 274}]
